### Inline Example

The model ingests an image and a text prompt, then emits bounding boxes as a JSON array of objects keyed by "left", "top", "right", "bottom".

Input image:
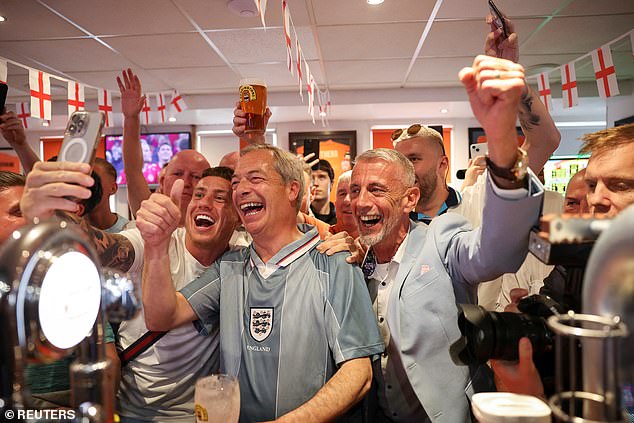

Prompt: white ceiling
[{"left": 0, "top": 0, "right": 632, "bottom": 124}]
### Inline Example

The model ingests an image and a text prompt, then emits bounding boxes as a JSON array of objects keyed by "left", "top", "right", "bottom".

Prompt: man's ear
[
  {"left": 438, "top": 155, "right": 449, "bottom": 181},
  {"left": 288, "top": 180, "right": 301, "bottom": 206},
  {"left": 76, "top": 203, "right": 86, "bottom": 217},
  {"left": 403, "top": 186, "right": 420, "bottom": 213}
]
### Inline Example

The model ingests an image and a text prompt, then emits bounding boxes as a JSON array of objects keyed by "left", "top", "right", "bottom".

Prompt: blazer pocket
[{"left": 400, "top": 267, "right": 441, "bottom": 299}]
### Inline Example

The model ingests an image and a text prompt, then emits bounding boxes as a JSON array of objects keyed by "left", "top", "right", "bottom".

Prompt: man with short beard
[{"left": 352, "top": 55, "right": 545, "bottom": 422}]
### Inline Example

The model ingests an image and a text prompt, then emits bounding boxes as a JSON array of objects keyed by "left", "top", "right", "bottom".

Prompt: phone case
[
  {"left": 58, "top": 111, "right": 105, "bottom": 165},
  {"left": 470, "top": 143, "right": 489, "bottom": 159}
]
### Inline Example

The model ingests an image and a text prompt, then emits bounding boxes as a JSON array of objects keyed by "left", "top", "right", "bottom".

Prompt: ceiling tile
[
  {"left": 325, "top": 59, "right": 409, "bottom": 87},
  {"left": 64, "top": 69, "right": 170, "bottom": 93},
  {"left": 207, "top": 26, "right": 317, "bottom": 64},
  {"left": 0, "top": 39, "right": 132, "bottom": 72},
  {"left": 174, "top": 0, "right": 311, "bottom": 30},
  {"left": 521, "top": 15, "right": 634, "bottom": 56},
  {"left": 149, "top": 67, "right": 239, "bottom": 92},
  {"left": 419, "top": 19, "right": 542, "bottom": 57},
  {"left": 41, "top": 0, "right": 194, "bottom": 35},
  {"left": 436, "top": 0, "right": 558, "bottom": 19},
  {"left": 318, "top": 23, "right": 424, "bottom": 61},
  {"left": 408, "top": 57, "right": 474, "bottom": 85},
  {"left": 234, "top": 61, "right": 322, "bottom": 90},
  {"left": 561, "top": 0, "right": 634, "bottom": 16},
  {"left": 106, "top": 34, "right": 224, "bottom": 68},
  {"left": 313, "top": 0, "right": 434, "bottom": 25},
  {"left": 0, "top": 1, "right": 84, "bottom": 40}
]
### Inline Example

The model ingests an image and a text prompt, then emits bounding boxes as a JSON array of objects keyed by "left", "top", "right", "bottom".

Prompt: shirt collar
[
  {"left": 361, "top": 228, "right": 411, "bottom": 279},
  {"left": 410, "top": 186, "right": 462, "bottom": 224},
  {"left": 249, "top": 224, "right": 320, "bottom": 269}
]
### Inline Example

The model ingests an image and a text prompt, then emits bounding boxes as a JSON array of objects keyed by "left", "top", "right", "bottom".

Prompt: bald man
[
  {"left": 219, "top": 151, "right": 240, "bottom": 171},
  {"left": 564, "top": 169, "right": 589, "bottom": 214}
]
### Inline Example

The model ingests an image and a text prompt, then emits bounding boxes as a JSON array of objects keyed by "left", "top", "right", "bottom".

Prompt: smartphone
[
  {"left": 0, "top": 82, "right": 8, "bottom": 114},
  {"left": 303, "top": 139, "right": 320, "bottom": 171},
  {"left": 58, "top": 111, "right": 105, "bottom": 167},
  {"left": 470, "top": 143, "right": 489, "bottom": 159},
  {"left": 488, "top": 0, "right": 509, "bottom": 39}
]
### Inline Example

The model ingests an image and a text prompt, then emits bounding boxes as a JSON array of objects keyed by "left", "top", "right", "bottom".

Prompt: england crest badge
[{"left": 250, "top": 307, "right": 273, "bottom": 342}]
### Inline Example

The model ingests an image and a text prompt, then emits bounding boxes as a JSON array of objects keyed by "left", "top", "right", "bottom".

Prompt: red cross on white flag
[
  {"left": 0, "top": 59, "right": 7, "bottom": 84},
  {"left": 141, "top": 95, "right": 152, "bottom": 125},
  {"left": 67, "top": 81, "right": 85, "bottom": 116},
  {"left": 170, "top": 90, "right": 188, "bottom": 113},
  {"left": 254, "top": 0, "right": 268, "bottom": 27},
  {"left": 15, "top": 102, "right": 30, "bottom": 129},
  {"left": 29, "top": 70, "right": 52, "bottom": 120},
  {"left": 591, "top": 45, "right": 619, "bottom": 98},
  {"left": 537, "top": 72, "right": 553, "bottom": 112},
  {"left": 156, "top": 93, "right": 167, "bottom": 123},
  {"left": 98, "top": 89, "right": 114, "bottom": 127},
  {"left": 296, "top": 39, "right": 303, "bottom": 101},
  {"left": 283, "top": 1, "right": 293, "bottom": 76},
  {"left": 560, "top": 62, "right": 578, "bottom": 109},
  {"left": 305, "top": 62, "right": 315, "bottom": 124}
]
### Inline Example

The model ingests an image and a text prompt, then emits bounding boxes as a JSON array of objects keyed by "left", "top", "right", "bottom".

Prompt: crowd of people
[{"left": 0, "top": 14, "right": 633, "bottom": 423}]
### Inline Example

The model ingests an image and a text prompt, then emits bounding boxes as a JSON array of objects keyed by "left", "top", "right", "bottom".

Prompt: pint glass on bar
[
  {"left": 239, "top": 78, "right": 267, "bottom": 134},
  {"left": 194, "top": 374, "right": 240, "bottom": 423}
]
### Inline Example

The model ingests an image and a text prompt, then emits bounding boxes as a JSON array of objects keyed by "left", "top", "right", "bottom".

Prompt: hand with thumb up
[{"left": 136, "top": 179, "right": 184, "bottom": 247}]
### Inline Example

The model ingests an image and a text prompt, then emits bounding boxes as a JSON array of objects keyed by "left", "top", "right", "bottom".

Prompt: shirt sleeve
[
  {"left": 324, "top": 253, "right": 385, "bottom": 365},
  {"left": 179, "top": 261, "right": 222, "bottom": 336}
]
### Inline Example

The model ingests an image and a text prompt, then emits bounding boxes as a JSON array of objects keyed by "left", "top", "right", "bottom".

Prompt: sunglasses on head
[
  {"left": 390, "top": 124, "right": 423, "bottom": 142},
  {"left": 391, "top": 124, "right": 446, "bottom": 155}
]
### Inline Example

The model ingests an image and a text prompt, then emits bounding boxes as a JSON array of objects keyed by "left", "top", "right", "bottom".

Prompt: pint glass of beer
[
  {"left": 239, "top": 78, "right": 267, "bottom": 134},
  {"left": 195, "top": 374, "right": 240, "bottom": 423}
]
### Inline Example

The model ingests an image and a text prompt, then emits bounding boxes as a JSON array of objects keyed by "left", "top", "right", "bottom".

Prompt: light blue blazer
[{"left": 385, "top": 174, "right": 544, "bottom": 422}]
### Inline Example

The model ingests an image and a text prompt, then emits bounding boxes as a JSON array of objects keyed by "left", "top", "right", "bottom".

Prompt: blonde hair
[{"left": 580, "top": 124, "right": 634, "bottom": 156}]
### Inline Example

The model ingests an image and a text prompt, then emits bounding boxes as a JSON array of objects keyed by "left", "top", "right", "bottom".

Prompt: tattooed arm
[
  {"left": 76, "top": 216, "right": 136, "bottom": 272},
  {"left": 485, "top": 14, "right": 560, "bottom": 172}
]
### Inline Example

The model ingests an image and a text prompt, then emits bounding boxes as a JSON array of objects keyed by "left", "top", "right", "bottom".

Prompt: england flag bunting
[
  {"left": 156, "top": 93, "right": 167, "bottom": 123},
  {"left": 296, "top": 39, "right": 303, "bottom": 101},
  {"left": 29, "top": 70, "right": 52, "bottom": 120},
  {"left": 0, "top": 59, "right": 7, "bottom": 84},
  {"left": 67, "top": 81, "right": 85, "bottom": 116},
  {"left": 591, "top": 45, "right": 619, "bottom": 98},
  {"left": 537, "top": 72, "right": 553, "bottom": 112},
  {"left": 305, "top": 62, "right": 315, "bottom": 124},
  {"left": 98, "top": 89, "right": 114, "bottom": 127},
  {"left": 141, "top": 95, "right": 152, "bottom": 125},
  {"left": 282, "top": 1, "right": 293, "bottom": 75},
  {"left": 170, "top": 90, "right": 188, "bottom": 113},
  {"left": 560, "top": 62, "right": 578, "bottom": 109},
  {"left": 254, "top": 0, "right": 267, "bottom": 27},
  {"left": 15, "top": 102, "right": 31, "bottom": 129}
]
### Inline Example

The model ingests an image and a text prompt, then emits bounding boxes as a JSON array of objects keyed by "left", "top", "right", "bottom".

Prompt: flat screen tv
[
  {"left": 543, "top": 155, "right": 589, "bottom": 194},
  {"left": 105, "top": 132, "right": 192, "bottom": 186}
]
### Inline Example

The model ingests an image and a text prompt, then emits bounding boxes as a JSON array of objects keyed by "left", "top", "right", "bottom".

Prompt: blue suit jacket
[{"left": 385, "top": 174, "right": 544, "bottom": 422}]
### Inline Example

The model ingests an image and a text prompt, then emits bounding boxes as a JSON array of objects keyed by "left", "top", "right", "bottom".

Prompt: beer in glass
[
  {"left": 239, "top": 78, "right": 267, "bottom": 134},
  {"left": 194, "top": 374, "right": 240, "bottom": 423}
]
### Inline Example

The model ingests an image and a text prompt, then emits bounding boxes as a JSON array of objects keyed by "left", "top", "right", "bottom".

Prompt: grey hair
[
  {"left": 355, "top": 148, "right": 416, "bottom": 188},
  {"left": 337, "top": 170, "right": 352, "bottom": 185},
  {"left": 240, "top": 144, "right": 305, "bottom": 213}
]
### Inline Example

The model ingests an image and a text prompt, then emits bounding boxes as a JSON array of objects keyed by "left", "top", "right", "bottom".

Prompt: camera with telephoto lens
[{"left": 449, "top": 294, "right": 565, "bottom": 365}]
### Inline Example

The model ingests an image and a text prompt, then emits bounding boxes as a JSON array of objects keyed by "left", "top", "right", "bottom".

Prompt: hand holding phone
[
  {"left": 488, "top": 0, "right": 509, "bottom": 40},
  {"left": 0, "top": 82, "right": 8, "bottom": 114},
  {"left": 470, "top": 143, "right": 489, "bottom": 159}
]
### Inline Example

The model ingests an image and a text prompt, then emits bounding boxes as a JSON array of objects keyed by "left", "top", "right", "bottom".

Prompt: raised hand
[
  {"left": 20, "top": 161, "right": 93, "bottom": 221},
  {"left": 136, "top": 179, "right": 183, "bottom": 247},
  {"left": 459, "top": 55, "right": 525, "bottom": 168},
  {"left": 491, "top": 337, "right": 545, "bottom": 399},
  {"left": 116, "top": 68, "right": 145, "bottom": 119},
  {"left": 232, "top": 101, "right": 271, "bottom": 144},
  {"left": 0, "top": 111, "right": 27, "bottom": 147},
  {"left": 484, "top": 14, "right": 519, "bottom": 63}
]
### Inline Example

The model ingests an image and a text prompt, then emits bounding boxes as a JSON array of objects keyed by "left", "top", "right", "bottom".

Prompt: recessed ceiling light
[
  {"left": 42, "top": 120, "right": 49, "bottom": 127},
  {"left": 319, "top": 111, "right": 327, "bottom": 117},
  {"left": 0, "top": 16, "right": 7, "bottom": 23},
  {"left": 440, "top": 108, "right": 448, "bottom": 114},
  {"left": 367, "top": 0, "right": 384, "bottom": 4},
  {"left": 168, "top": 116, "right": 176, "bottom": 122}
]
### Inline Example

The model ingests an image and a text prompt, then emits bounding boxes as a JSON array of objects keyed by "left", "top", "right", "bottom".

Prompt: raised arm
[
  {"left": 269, "top": 357, "right": 372, "bottom": 423},
  {"left": 484, "top": 15, "right": 560, "bottom": 172},
  {"left": 136, "top": 180, "right": 197, "bottom": 330},
  {"left": 20, "top": 161, "right": 136, "bottom": 272},
  {"left": 0, "top": 110, "right": 40, "bottom": 173},
  {"left": 116, "top": 69, "right": 151, "bottom": 217}
]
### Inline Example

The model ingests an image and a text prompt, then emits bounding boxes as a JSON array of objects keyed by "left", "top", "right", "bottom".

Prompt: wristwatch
[{"left": 485, "top": 148, "right": 529, "bottom": 184}]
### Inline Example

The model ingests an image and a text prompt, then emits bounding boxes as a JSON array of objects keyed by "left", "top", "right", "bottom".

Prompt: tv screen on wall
[
  {"left": 543, "top": 155, "right": 589, "bottom": 194},
  {"left": 105, "top": 132, "right": 191, "bottom": 186}
]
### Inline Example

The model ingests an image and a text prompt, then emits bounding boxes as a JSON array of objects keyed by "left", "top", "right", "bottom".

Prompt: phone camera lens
[
  {"left": 69, "top": 124, "right": 77, "bottom": 133},
  {"left": 72, "top": 114, "right": 82, "bottom": 123},
  {"left": 77, "top": 120, "right": 85, "bottom": 128}
]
